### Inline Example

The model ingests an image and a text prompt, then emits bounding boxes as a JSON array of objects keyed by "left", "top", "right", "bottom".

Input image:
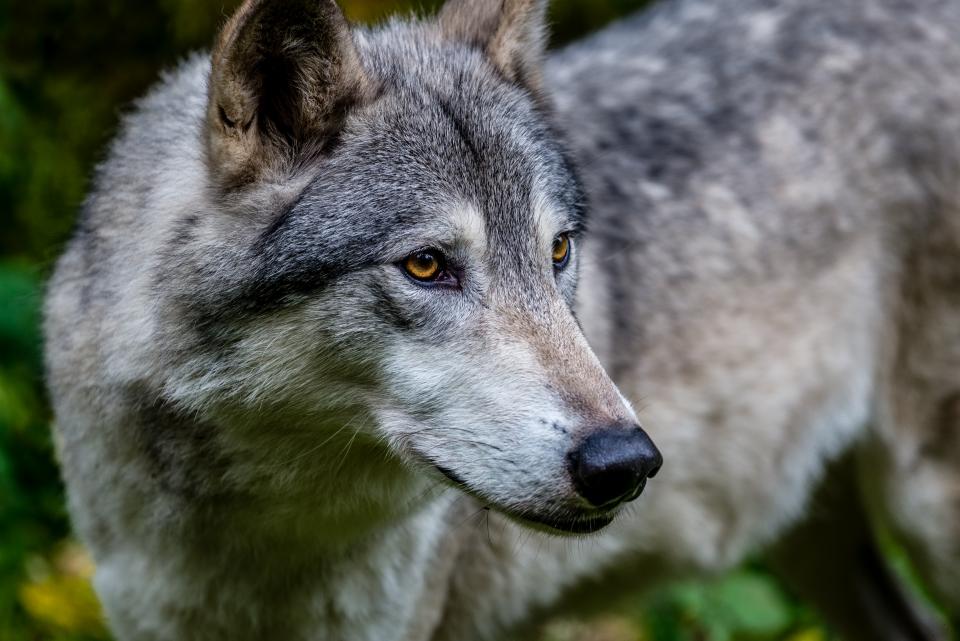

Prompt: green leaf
[{"left": 708, "top": 572, "right": 794, "bottom": 637}]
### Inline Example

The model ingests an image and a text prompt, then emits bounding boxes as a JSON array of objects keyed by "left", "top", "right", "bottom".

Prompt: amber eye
[
  {"left": 552, "top": 233, "right": 571, "bottom": 269},
  {"left": 402, "top": 249, "right": 445, "bottom": 282}
]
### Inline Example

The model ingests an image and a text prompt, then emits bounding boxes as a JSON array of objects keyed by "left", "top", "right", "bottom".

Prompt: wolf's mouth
[
  {"left": 512, "top": 510, "right": 615, "bottom": 534},
  {"left": 432, "top": 463, "right": 616, "bottom": 535}
]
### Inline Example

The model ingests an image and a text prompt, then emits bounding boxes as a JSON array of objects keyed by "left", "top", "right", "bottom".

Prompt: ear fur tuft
[
  {"left": 437, "top": 0, "right": 550, "bottom": 98},
  {"left": 206, "top": 0, "right": 372, "bottom": 189}
]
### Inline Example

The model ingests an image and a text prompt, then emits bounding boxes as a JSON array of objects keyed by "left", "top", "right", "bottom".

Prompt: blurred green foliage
[{"left": 0, "top": 1, "right": 857, "bottom": 640}]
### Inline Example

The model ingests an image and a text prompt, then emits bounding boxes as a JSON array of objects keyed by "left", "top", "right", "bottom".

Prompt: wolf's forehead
[
  {"left": 275, "top": 48, "right": 583, "bottom": 266},
  {"left": 368, "top": 89, "right": 580, "bottom": 237}
]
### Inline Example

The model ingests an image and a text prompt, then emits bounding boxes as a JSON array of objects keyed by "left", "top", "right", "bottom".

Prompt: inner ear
[
  {"left": 437, "top": 0, "right": 549, "bottom": 96},
  {"left": 206, "top": 0, "right": 372, "bottom": 189}
]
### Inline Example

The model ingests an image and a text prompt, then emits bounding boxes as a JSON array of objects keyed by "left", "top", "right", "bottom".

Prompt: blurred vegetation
[{"left": 0, "top": 1, "right": 919, "bottom": 640}]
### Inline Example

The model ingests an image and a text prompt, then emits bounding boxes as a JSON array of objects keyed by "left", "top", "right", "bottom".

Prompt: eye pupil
[{"left": 414, "top": 253, "right": 434, "bottom": 269}]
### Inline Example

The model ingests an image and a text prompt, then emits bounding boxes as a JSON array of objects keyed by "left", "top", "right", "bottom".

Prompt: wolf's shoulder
[
  {"left": 551, "top": 0, "right": 960, "bottom": 70},
  {"left": 547, "top": 0, "right": 960, "bottom": 279},
  {"left": 549, "top": 0, "right": 960, "bottom": 109}
]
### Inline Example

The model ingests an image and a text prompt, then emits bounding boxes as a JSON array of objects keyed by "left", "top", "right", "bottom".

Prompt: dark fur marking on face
[
  {"left": 434, "top": 93, "right": 483, "bottom": 166},
  {"left": 367, "top": 279, "right": 418, "bottom": 332},
  {"left": 255, "top": 185, "right": 313, "bottom": 250}
]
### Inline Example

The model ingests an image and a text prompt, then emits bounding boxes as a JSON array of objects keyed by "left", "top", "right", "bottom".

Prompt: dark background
[{"left": 0, "top": 1, "right": 938, "bottom": 640}]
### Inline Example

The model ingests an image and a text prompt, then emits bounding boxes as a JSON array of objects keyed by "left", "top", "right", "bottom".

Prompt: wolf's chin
[{"left": 431, "top": 462, "right": 616, "bottom": 535}]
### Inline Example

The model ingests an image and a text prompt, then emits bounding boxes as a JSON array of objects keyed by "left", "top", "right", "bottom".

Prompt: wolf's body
[{"left": 44, "top": 0, "right": 960, "bottom": 639}]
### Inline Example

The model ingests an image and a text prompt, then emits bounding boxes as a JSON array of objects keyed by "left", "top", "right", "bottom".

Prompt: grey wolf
[{"left": 44, "top": 0, "right": 960, "bottom": 639}]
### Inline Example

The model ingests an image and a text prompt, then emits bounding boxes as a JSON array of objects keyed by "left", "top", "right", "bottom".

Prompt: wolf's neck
[
  {"left": 168, "top": 489, "right": 464, "bottom": 641},
  {"left": 429, "top": 512, "right": 671, "bottom": 641},
  {"left": 206, "top": 405, "right": 435, "bottom": 548},
  {"left": 301, "top": 493, "right": 466, "bottom": 641}
]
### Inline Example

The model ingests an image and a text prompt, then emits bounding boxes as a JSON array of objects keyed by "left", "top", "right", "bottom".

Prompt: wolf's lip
[
  {"left": 430, "top": 463, "right": 615, "bottom": 535},
  {"left": 434, "top": 464, "right": 468, "bottom": 488},
  {"left": 512, "top": 511, "right": 615, "bottom": 535}
]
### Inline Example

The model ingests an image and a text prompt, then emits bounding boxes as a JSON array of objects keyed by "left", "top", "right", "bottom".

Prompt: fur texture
[{"left": 45, "top": 0, "right": 960, "bottom": 639}]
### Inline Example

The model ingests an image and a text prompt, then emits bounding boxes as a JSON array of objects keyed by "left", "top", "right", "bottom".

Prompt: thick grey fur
[{"left": 45, "top": 0, "right": 960, "bottom": 639}]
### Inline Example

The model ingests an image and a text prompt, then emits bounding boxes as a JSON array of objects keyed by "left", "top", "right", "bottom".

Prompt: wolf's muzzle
[{"left": 568, "top": 425, "right": 662, "bottom": 509}]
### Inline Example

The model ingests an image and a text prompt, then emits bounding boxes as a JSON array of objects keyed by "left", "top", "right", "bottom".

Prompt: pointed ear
[
  {"left": 206, "top": 0, "right": 372, "bottom": 188},
  {"left": 437, "top": 0, "right": 549, "bottom": 96}
]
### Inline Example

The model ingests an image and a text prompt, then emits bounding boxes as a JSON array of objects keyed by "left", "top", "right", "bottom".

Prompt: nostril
[{"left": 569, "top": 425, "right": 662, "bottom": 508}]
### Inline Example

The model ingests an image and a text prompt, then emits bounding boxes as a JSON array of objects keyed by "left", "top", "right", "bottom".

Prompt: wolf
[{"left": 44, "top": 0, "right": 960, "bottom": 639}]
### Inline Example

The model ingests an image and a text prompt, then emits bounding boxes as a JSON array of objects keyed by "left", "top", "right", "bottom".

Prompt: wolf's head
[{"left": 171, "top": 0, "right": 660, "bottom": 535}]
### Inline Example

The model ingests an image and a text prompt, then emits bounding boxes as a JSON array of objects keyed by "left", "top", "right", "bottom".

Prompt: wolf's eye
[
  {"left": 402, "top": 249, "right": 445, "bottom": 282},
  {"left": 552, "top": 233, "right": 571, "bottom": 269}
]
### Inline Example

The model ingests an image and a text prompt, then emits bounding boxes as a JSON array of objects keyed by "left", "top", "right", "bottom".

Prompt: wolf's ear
[
  {"left": 438, "top": 0, "right": 549, "bottom": 96},
  {"left": 206, "top": 0, "right": 371, "bottom": 188}
]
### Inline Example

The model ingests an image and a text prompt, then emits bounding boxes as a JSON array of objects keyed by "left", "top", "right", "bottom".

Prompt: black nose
[{"left": 568, "top": 425, "right": 663, "bottom": 508}]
